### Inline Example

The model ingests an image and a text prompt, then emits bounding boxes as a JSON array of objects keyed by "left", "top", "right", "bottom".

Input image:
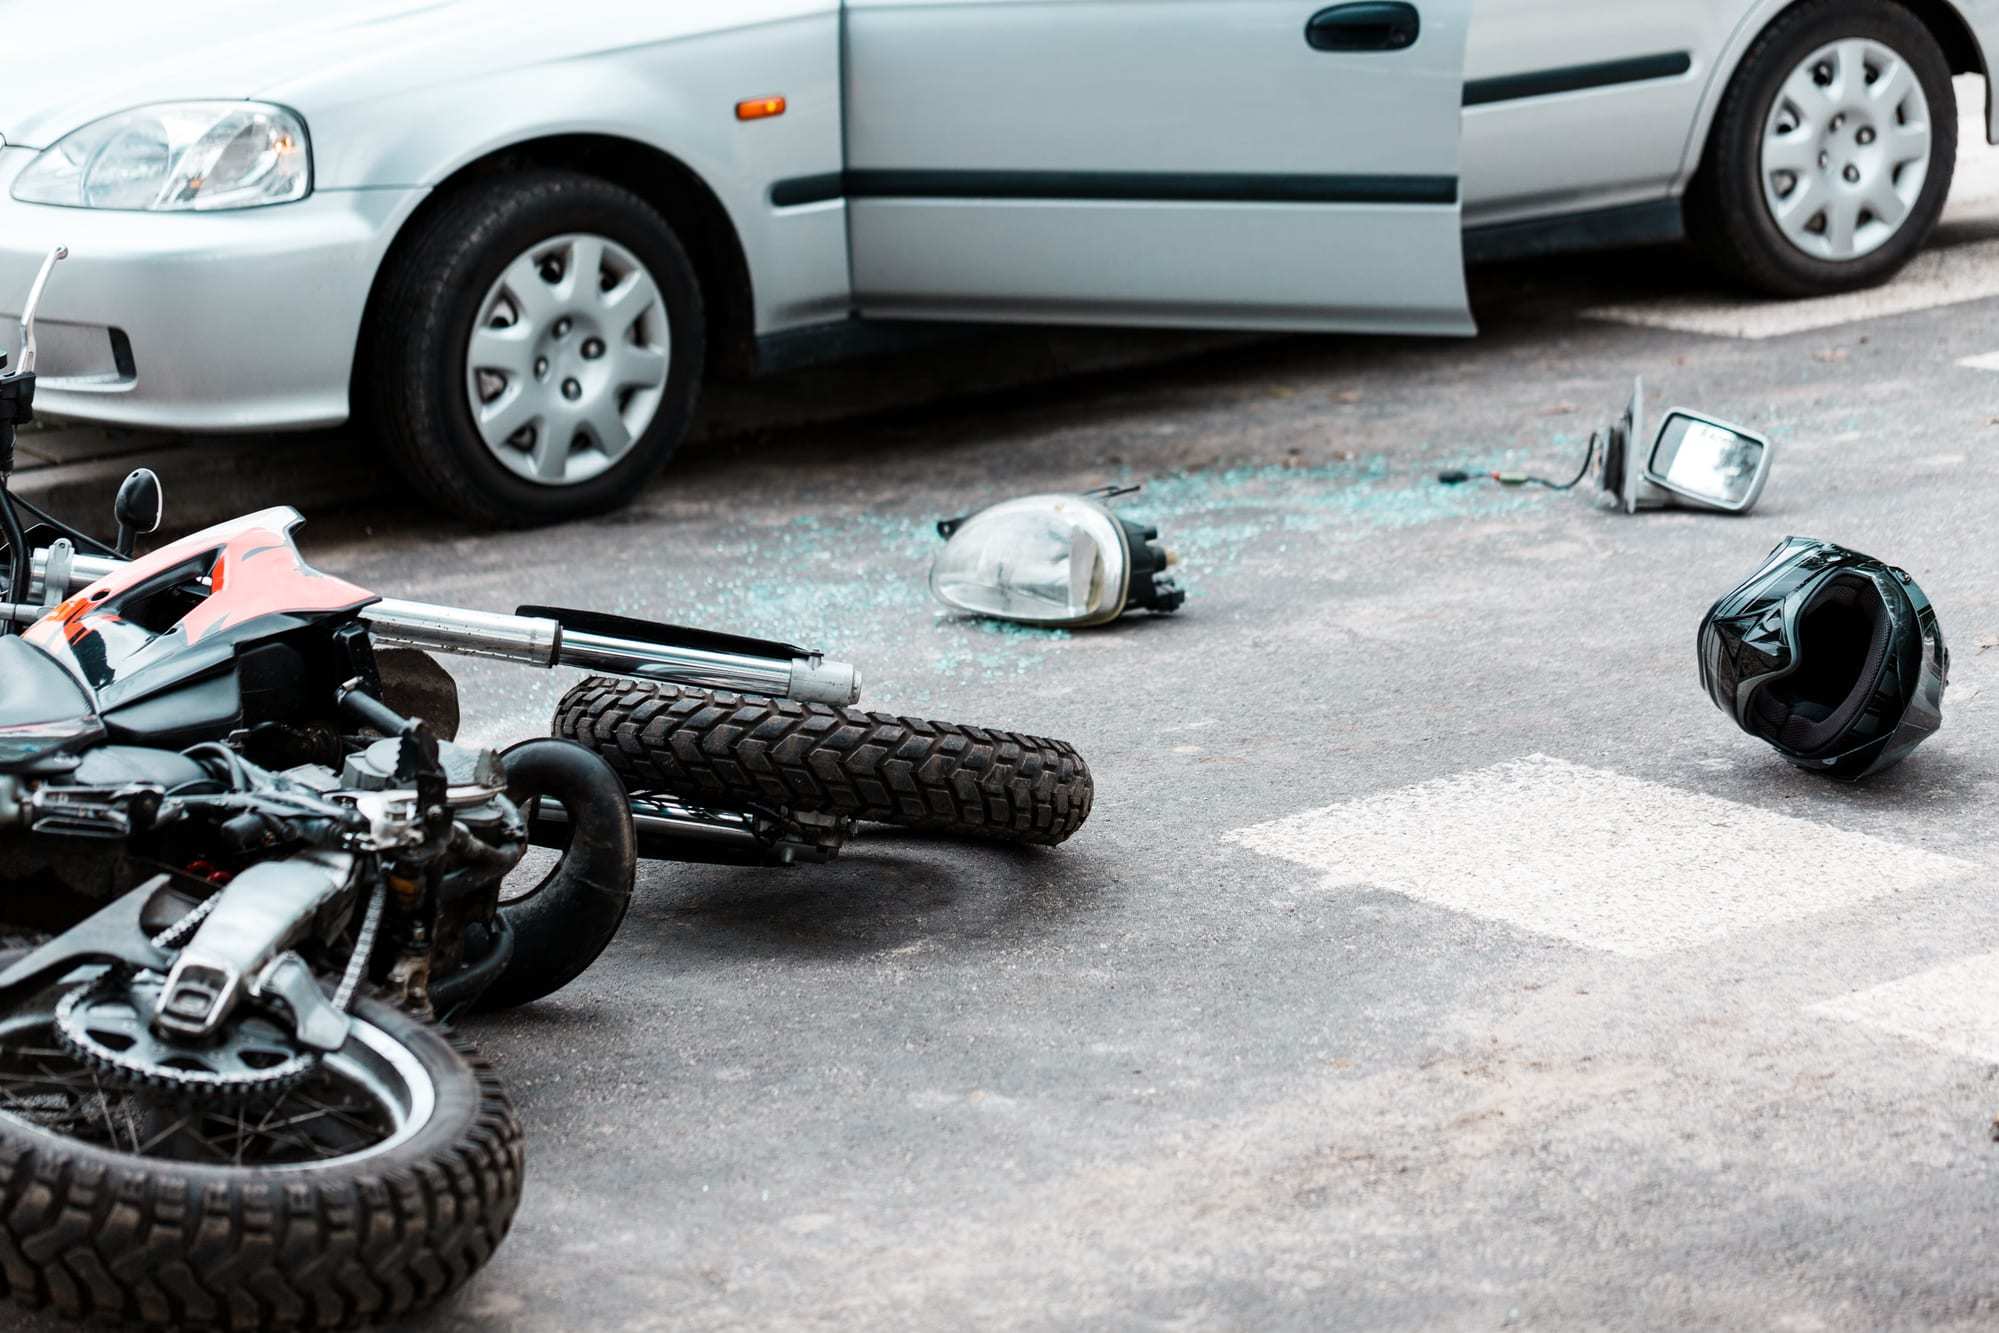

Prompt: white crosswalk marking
[
  {"left": 1585, "top": 237, "right": 1999, "bottom": 339},
  {"left": 1956, "top": 350, "right": 1999, "bottom": 372},
  {"left": 1811, "top": 953, "right": 1999, "bottom": 1062},
  {"left": 1227, "top": 755, "right": 1976, "bottom": 958}
]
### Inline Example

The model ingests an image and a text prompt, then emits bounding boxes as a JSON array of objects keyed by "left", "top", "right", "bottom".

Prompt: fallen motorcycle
[{"left": 0, "top": 249, "right": 1092, "bottom": 1329}]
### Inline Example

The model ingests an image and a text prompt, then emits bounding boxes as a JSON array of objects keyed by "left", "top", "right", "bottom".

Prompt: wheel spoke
[
  {"left": 293, "top": 1092, "right": 382, "bottom": 1139},
  {"left": 137, "top": 1113, "right": 196, "bottom": 1156},
  {"left": 1832, "top": 39, "right": 1871, "bottom": 101},
  {"left": 1868, "top": 56, "right": 1916, "bottom": 112},
  {"left": 600, "top": 267, "right": 662, "bottom": 331},
  {"left": 560, "top": 236, "right": 606, "bottom": 305},
  {"left": 580, "top": 397, "right": 633, "bottom": 460},
  {"left": 1888, "top": 119, "right": 1932, "bottom": 167},
  {"left": 499, "top": 252, "right": 558, "bottom": 327},
  {"left": 1823, "top": 195, "right": 1860, "bottom": 254},
  {"left": 469, "top": 324, "right": 535, "bottom": 378},
  {"left": 1865, "top": 178, "right": 1910, "bottom": 229},
  {"left": 1781, "top": 64, "right": 1834, "bottom": 125},
  {"left": 1774, "top": 173, "right": 1827, "bottom": 235},
  {"left": 1763, "top": 131, "right": 1818, "bottom": 177},
  {"left": 612, "top": 342, "right": 669, "bottom": 390},
  {"left": 530, "top": 428, "right": 572, "bottom": 481},
  {"left": 478, "top": 386, "right": 542, "bottom": 444}
]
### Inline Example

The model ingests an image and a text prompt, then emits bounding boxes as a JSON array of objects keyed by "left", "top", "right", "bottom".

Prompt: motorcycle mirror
[
  {"left": 930, "top": 489, "right": 1184, "bottom": 628},
  {"left": 1595, "top": 377, "right": 1770, "bottom": 515},
  {"left": 113, "top": 468, "right": 163, "bottom": 556}
]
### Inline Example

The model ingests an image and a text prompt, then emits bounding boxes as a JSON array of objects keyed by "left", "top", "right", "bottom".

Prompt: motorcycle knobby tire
[{"left": 554, "top": 678, "right": 1093, "bottom": 846}]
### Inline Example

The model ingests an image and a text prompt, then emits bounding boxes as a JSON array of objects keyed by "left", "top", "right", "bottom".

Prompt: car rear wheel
[
  {"left": 1687, "top": 0, "right": 1956, "bottom": 297},
  {"left": 364, "top": 170, "right": 705, "bottom": 527}
]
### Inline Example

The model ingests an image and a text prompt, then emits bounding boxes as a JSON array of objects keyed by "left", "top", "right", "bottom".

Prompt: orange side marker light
[{"left": 736, "top": 96, "right": 787, "bottom": 122}]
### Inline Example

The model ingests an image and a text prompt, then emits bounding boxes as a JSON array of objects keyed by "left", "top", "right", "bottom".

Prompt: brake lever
[{"left": 13, "top": 245, "right": 68, "bottom": 379}]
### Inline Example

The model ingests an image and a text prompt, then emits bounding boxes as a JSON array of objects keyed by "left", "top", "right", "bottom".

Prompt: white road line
[
  {"left": 1956, "top": 350, "right": 1999, "bottom": 372},
  {"left": 1810, "top": 952, "right": 1999, "bottom": 1063},
  {"left": 1583, "top": 234, "right": 1999, "bottom": 340},
  {"left": 1226, "top": 755, "right": 1976, "bottom": 958}
]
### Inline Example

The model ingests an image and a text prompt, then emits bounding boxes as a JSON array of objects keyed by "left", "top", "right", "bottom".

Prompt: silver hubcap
[
  {"left": 1761, "top": 38, "right": 1932, "bottom": 262},
  {"left": 465, "top": 233, "right": 671, "bottom": 487}
]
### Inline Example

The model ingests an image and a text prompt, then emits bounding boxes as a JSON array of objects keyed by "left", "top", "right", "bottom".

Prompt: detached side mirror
[
  {"left": 113, "top": 468, "right": 163, "bottom": 557},
  {"left": 1596, "top": 377, "right": 1771, "bottom": 515}
]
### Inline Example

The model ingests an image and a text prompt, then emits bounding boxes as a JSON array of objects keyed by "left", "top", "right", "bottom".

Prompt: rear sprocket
[{"left": 54, "top": 972, "right": 317, "bottom": 1101}]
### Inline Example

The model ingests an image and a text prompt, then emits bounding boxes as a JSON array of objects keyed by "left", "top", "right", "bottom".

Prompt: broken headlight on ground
[{"left": 930, "top": 487, "right": 1184, "bottom": 628}]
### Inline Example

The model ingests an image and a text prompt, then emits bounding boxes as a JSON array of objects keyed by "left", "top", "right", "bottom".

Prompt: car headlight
[{"left": 11, "top": 102, "right": 310, "bottom": 211}]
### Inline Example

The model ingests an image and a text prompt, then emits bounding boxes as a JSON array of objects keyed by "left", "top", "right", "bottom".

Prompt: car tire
[
  {"left": 364, "top": 170, "right": 705, "bottom": 527},
  {"left": 1687, "top": 0, "right": 1956, "bottom": 298}
]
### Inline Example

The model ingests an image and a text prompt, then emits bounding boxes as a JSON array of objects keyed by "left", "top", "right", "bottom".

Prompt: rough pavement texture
[
  {"left": 274, "top": 235, "right": 1999, "bottom": 1331},
  {"left": 13, "top": 102, "right": 1999, "bottom": 1333}
]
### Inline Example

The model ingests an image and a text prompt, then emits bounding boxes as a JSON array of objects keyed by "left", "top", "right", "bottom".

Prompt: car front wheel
[
  {"left": 1688, "top": 0, "right": 1956, "bottom": 298},
  {"left": 365, "top": 170, "right": 705, "bottom": 526}
]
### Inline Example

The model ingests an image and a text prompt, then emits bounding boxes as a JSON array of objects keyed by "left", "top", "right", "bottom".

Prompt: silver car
[{"left": 1, "top": 0, "right": 1989, "bottom": 523}]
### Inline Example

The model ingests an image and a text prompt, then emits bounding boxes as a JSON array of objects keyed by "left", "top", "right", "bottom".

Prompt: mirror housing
[
  {"left": 1595, "top": 377, "right": 1771, "bottom": 515},
  {"left": 113, "top": 468, "right": 163, "bottom": 557}
]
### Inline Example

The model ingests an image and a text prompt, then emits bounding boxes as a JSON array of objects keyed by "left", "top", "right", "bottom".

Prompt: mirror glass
[
  {"left": 930, "top": 496, "right": 1125, "bottom": 626},
  {"left": 1649, "top": 414, "right": 1765, "bottom": 507}
]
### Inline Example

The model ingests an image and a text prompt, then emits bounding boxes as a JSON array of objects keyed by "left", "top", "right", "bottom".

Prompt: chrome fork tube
[
  {"left": 361, "top": 598, "right": 563, "bottom": 666},
  {"left": 559, "top": 626, "right": 792, "bottom": 697},
  {"left": 16, "top": 550, "right": 860, "bottom": 705}
]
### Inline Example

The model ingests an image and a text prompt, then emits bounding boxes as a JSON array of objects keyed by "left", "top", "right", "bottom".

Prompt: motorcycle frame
[
  {"left": 0, "top": 541, "right": 857, "bottom": 872},
  {"left": 0, "top": 246, "right": 856, "bottom": 871}
]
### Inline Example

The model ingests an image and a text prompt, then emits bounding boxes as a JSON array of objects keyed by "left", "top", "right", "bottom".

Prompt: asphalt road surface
[{"left": 21, "top": 111, "right": 1999, "bottom": 1333}]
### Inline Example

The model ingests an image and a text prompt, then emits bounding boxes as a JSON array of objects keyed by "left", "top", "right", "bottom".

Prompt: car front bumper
[{"left": 0, "top": 148, "right": 425, "bottom": 432}]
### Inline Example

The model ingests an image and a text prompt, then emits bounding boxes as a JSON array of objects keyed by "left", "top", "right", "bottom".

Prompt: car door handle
[{"left": 1306, "top": 2, "right": 1420, "bottom": 51}]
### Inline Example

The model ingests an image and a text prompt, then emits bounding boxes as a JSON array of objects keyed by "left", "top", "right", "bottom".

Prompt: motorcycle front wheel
[
  {"left": 0, "top": 955, "right": 523, "bottom": 1330},
  {"left": 555, "top": 678, "right": 1094, "bottom": 846}
]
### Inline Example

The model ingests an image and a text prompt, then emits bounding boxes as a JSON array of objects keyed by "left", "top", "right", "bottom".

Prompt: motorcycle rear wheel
[
  {"left": 0, "top": 955, "right": 523, "bottom": 1330},
  {"left": 555, "top": 678, "right": 1093, "bottom": 846}
]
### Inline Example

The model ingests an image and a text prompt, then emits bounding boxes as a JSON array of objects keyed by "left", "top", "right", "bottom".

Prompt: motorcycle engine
[
  {"left": 281, "top": 736, "right": 527, "bottom": 901},
  {"left": 287, "top": 735, "right": 528, "bottom": 1008}
]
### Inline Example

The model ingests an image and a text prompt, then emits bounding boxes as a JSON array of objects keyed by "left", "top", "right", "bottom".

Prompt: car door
[
  {"left": 1461, "top": 0, "right": 1726, "bottom": 227},
  {"left": 841, "top": 0, "right": 1474, "bottom": 335}
]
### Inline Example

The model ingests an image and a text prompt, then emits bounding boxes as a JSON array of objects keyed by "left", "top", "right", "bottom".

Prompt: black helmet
[{"left": 1699, "top": 537, "right": 1947, "bottom": 780}]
